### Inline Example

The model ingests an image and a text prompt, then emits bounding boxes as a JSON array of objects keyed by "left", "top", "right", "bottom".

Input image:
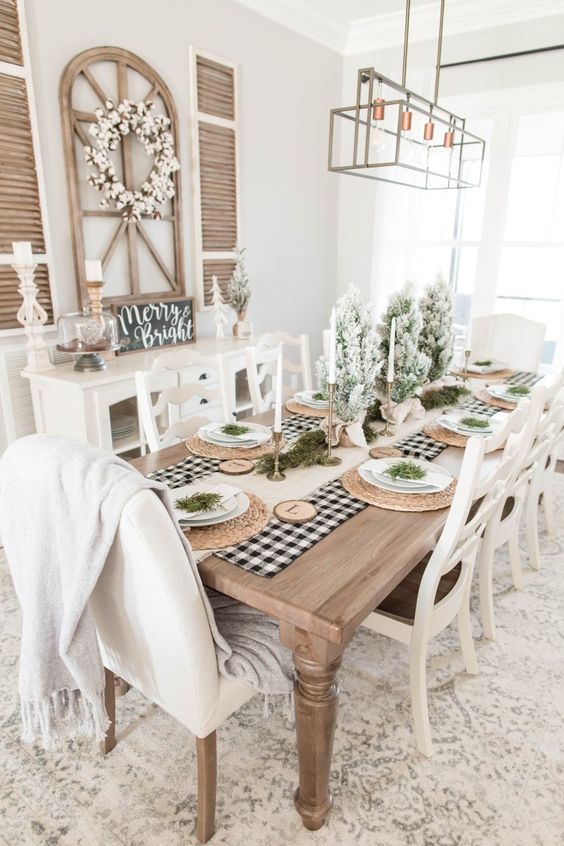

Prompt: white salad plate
[
  {"left": 172, "top": 482, "right": 243, "bottom": 525},
  {"left": 198, "top": 422, "right": 271, "bottom": 449},
  {"left": 294, "top": 390, "right": 330, "bottom": 409},
  {"left": 487, "top": 383, "right": 530, "bottom": 403},
  {"left": 437, "top": 412, "right": 503, "bottom": 437},
  {"left": 466, "top": 360, "right": 507, "bottom": 374},
  {"left": 359, "top": 457, "right": 452, "bottom": 495}
]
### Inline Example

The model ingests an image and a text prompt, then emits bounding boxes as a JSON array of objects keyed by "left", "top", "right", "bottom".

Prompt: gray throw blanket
[{"left": 0, "top": 435, "right": 293, "bottom": 749}]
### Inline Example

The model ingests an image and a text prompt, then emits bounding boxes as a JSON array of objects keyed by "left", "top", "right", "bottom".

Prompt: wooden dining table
[{"left": 131, "top": 410, "right": 495, "bottom": 832}]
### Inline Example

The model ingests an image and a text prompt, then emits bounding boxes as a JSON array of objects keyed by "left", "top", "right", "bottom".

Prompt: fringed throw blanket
[{"left": 0, "top": 435, "right": 292, "bottom": 749}]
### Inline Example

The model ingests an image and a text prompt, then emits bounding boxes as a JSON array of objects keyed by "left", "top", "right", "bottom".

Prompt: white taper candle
[
  {"left": 465, "top": 319, "right": 472, "bottom": 352},
  {"left": 328, "top": 307, "right": 336, "bottom": 383},
  {"left": 387, "top": 316, "right": 396, "bottom": 382},
  {"left": 273, "top": 350, "right": 283, "bottom": 433}
]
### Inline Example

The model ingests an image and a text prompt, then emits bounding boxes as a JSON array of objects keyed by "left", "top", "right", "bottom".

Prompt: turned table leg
[{"left": 293, "top": 650, "right": 342, "bottom": 831}]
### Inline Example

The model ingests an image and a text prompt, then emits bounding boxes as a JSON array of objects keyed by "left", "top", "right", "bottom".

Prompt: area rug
[{"left": 1, "top": 480, "right": 563, "bottom": 846}]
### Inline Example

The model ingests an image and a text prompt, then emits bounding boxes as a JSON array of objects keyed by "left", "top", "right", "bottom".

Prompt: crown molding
[
  {"left": 345, "top": 0, "right": 564, "bottom": 55},
  {"left": 230, "top": 0, "right": 346, "bottom": 53}
]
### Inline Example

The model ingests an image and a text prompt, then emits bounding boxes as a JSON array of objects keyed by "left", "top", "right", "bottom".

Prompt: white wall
[
  {"left": 22, "top": 0, "right": 343, "bottom": 360},
  {"left": 335, "top": 14, "right": 564, "bottom": 315}
]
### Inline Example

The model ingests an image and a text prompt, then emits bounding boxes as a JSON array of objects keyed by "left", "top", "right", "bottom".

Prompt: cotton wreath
[{"left": 84, "top": 98, "right": 180, "bottom": 221}]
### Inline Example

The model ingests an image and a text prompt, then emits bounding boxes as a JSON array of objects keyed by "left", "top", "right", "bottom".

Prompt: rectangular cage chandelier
[{"left": 328, "top": 0, "right": 485, "bottom": 190}]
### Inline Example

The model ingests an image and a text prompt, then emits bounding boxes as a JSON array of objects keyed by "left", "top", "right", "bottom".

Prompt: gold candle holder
[
  {"left": 326, "top": 382, "right": 342, "bottom": 466},
  {"left": 464, "top": 348, "right": 471, "bottom": 382},
  {"left": 382, "top": 380, "right": 394, "bottom": 437},
  {"left": 267, "top": 430, "right": 286, "bottom": 481}
]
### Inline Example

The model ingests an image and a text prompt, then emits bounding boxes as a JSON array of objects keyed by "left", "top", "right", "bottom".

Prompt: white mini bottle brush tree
[
  {"left": 211, "top": 275, "right": 229, "bottom": 338},
  {"left": 227, "top": 246, "right": 251, "bottom": 337}
]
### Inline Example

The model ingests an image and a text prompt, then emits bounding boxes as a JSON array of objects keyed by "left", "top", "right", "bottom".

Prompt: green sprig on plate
[
  {"left": 175, "top": 492, "right": 224, "bottom": 514},
  {"left": 459, "top": 416, "right": 490, "bottom": 429},
  {"left": 385, "top": 461, "right": 427, "bottom": 481},
  {"left": 506, "top": 385, "right": 530, "bottom": 397},
  {"left": 221, "top": 423, "right": 251, "bottom": 436},
  {"left": 473, "top": 359, "right": 493, "bottom": 367},
  {"left": 312, "top": 392, "right": 327, "bottom": 402}
]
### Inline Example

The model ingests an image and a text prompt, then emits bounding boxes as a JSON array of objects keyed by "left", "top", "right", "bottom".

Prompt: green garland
[
  {"left": 420, "top": 384, "right": 470, "bottom": 410},
  {"left": 255, "top": 430, "right": 331, "bottom": 474},
  {"left": 362, "top": 398, "right": 381, "bottom": 443}
]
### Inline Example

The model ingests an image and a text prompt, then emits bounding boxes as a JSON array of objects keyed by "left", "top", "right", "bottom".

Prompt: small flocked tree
[
  {"left": 419, "top": 272, "right": 455, "bottom": 382},
  {"left": 316, "top": 285, "right": 382, "bottom": 423},
  {"left": 376, "top": 282, "right": 431, "bottom": 403},
  {"left": 211, "top": 275, "right": 229, "bottom": 338},
  {"left": 227, "top": 246, "right": 251, "bottom": 318}
]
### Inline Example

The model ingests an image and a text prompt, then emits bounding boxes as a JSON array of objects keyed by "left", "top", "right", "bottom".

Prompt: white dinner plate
[
  {"left": 360, "top": 457, "right": 452, "bottom": 494},
  {"left": 294, "top": 390, "right": 330, "bottom": 409},
  {"left": 172, "top": 482, "right": 240, "bottom": 522},
  {"left": 437, "top": 412, "right": 502, "bottom": 437},
  {"left": 487, "top": 383, "right": 530, "bottom": 402},
  {"left": 179, "top": 492, "right": 250, "bottom": 527}
]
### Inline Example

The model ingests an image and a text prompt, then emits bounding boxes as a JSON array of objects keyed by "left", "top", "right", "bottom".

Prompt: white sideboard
[{"left": 22, "top": 337, "right": 259, "bottom": 455}]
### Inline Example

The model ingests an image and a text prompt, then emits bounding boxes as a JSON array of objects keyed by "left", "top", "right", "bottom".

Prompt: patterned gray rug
[{"left": 1, "top": 479, "right": 563, "bottom": 846}]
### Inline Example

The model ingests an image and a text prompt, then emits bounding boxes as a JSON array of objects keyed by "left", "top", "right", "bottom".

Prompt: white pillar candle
[
  {"left": 84, "top": 259, "right": 103, "bottom": 282},
  {"left": 328, "top": 307, "right": 336, "bottom": 384},
  {"left": 12, "top": 241, "right": 32, "bottom": 265},
  {"left": 273, "top": 349, "right": 283, "bottom": 433},
  {"left": 387, "top": 317, "right": 396, "bottom": 383}
]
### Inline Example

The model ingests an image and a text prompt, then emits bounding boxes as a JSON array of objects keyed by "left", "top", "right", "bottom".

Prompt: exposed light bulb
[{"left": 370, "top": 124, "right": 387, "bottom": 154}]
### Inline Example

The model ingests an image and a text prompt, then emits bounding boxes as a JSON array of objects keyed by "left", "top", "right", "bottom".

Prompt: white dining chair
[
  {"left": 135, "top": 350, "right": 231, "bottom": 453},
  {"left": 362, "top": 426, "right": 522, "bottom": 758},
  {"left": 526, "top": 381, "right": 564, "bottom": 571},
  {"left": 90, "top": 489, "right": 256, "bottom": 843},
  {"left": 244, "top": 342, "right": 284, "bottom": 415},
  {"left": 470, "top": 313, "right": 546, "bottom": 373},
  {"left": 255, "top": 331, "right": 313, "bottom": 392},
  {"left": 478, "top": 385, "right": 548, "bottom": 641}
]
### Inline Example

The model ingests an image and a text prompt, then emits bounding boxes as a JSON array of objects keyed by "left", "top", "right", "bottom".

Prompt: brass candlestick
[
  {"left": 267, "top": 430, "right": 286, "bottom": 481},
  {"left": 382, "top": 380, "right": 394, "bottom": 436},
  {"left": 326, "top": 382, "right": 342, "bottom": 466},
  {"left": 464, "top": 348, "right": 471, "bottom": 382}
]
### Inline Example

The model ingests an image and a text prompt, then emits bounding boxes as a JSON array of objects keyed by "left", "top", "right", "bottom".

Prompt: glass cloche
[{"left": 57, "top": 306, "right": 120, "bottom": 372}]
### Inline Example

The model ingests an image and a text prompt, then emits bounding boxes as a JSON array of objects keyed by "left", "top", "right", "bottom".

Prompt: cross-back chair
[
  {"left": 244, "top": 342, "right": 284, "bottom": 415},
  {"left": 135, "top": 350, "right": 231, "bottom": 453},
  {"left": 91, "top": 489, "right": 256, "bottom": 842},
  {"left": 470, "top": 313, "right": 546, "bottom": 373},
  {"left": 255, "top": 331, "right": 312, "bottom": 392}
]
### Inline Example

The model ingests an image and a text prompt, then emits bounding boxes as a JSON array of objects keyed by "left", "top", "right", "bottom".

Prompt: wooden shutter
[
  {"left": 0, "top": 0, "right": 55, "bottom": 331},
  {"left": 190, "top": 49, "right": 239, "bottom": 308}
]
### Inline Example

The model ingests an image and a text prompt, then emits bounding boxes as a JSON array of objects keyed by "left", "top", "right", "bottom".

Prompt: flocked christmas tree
[
  {"left": 376, "top": 282, "right": 431, "bottom": 403},
  {"left": 227, "top": 246, "right": 251, "bottom": 318},
  {"left": 316, "top": 284, "right": 382, "bottom": 423},
  {"left": 419, "top": 272, "right": 455, "bottom": 382},
  {"left": 211, "top": 274, "right": 229, "bottom": 338}
]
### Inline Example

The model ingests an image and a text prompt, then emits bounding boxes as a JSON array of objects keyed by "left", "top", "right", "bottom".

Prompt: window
[{"left": 190, "top": 49, "right": 240, "bottom": 309}]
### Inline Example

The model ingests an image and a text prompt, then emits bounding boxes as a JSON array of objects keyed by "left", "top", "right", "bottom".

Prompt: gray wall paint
[{"left": 24, "top": 0, "right": 343, "bottom": 359}]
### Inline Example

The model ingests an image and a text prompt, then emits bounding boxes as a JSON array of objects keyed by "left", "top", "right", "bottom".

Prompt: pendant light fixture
[{"left": 328, "top": 0, "right": 485, "bottom": 190}]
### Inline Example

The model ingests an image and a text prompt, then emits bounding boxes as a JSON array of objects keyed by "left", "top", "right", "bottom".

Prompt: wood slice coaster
[
  {"left": 185, "top": 434, "right": 284, "bottom": 460},
  {"left": 451, "top": 368, "right": 514, "bottom": 381},
  {"left": 369, "top": 446, "right": 403, "bottom": 459},
  {"left": 218, "top": 458, "right": 255, "bottom": 475},
  {"left": 475, "top": 389, "right": 516, "bottom": 411},
  {"left": 422, "top": 422, "right": 468, "bottom": 448},
  {"left": 285, "top": 399, "right": 328, "bottom": 418},
  {"left": 340, "top": 466, "right": 456, "bottom": 512},
  {"left": 184, "top": 493, "right": 269, "bottom": 551},
  {"left": 273, "top": 500, "right": 318, "bottom": 524}
]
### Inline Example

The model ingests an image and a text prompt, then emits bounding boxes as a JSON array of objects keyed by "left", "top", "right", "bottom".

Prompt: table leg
[{"left": 293, "top": 650, "right": 342, "bottom": 831}]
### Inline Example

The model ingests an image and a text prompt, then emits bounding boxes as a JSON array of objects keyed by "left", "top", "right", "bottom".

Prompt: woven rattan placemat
[
  {"left": 185, "top": 434, "right": 283, "bottom": 460},
  {"left": 340, "top": 465, "right": 456, "bottom": 512},
  {"left": 285, "top": 399, "right": 328, "bottom": 418},
  {"left": 183, "top": 492, "right": 269, "bottom": 551}
]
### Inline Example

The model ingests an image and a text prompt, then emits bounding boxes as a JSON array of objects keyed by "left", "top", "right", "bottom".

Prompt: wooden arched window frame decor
[{"left": 60, "top": 47, "right": 185, "bottom": 308}]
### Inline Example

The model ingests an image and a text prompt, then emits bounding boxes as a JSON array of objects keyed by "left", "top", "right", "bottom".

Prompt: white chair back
[
  {"left": 470, "top": 313, "right": 545, "bottom": 373},
  {"left": 90, "top": 490, "right": 220, "bottom": 736},
  {"left": 255, "top": 331, "right": 312, "bottom": 392},
  {"left": 245, "top": 343, "right": 283, "bottom": 415},
  {"left": 136, "top": 350, "right": 230, "bottom": 453}
]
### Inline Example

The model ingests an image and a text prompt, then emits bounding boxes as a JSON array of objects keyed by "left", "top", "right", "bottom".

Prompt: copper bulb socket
[
  {"left": 372, "top": 98, "right": 385, "bottom": 120},
  {"left": 443, "top": 130, "right": 454, "bottom": 148},
  {"left": 424, "top": 121, "right": 435, "bottom": 141},
  {"left": 401, "top": 110, "right": 412, "bottom": 131}
]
